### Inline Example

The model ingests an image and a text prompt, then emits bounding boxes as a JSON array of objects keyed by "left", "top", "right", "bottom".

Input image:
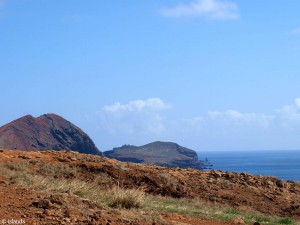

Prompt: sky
[{"left": 1, "top": 0, "right": 300, "bottom": 152}]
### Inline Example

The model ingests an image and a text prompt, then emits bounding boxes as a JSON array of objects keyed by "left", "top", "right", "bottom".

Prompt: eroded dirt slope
[{"left": 0, "top": 149, "right": 299, "bottom": 224}]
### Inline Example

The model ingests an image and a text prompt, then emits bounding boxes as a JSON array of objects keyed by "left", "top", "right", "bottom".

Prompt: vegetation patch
[
  {"left": 145, "top": 196, "right": 298, "bottom": 225},
  {"left": 0, "top": 161, "right": 298, "bottom": 224},
  {"left": 0, "top": 162, "right": 144, "bottom": 210}
]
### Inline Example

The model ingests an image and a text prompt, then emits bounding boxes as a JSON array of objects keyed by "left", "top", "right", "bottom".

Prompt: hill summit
[
  {"left": 104, "top": 141, "right": 204, "bottom": 169},
  {"left": 0, "top": 113, "right": 101, "bottom": 155}
]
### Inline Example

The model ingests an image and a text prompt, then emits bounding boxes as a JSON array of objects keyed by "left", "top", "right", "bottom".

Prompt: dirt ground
[
  {"left": 0, "top": 176, "right": 234, "bottom": 225},
  {"left": 0, "top": 149, "right": 299, "bottom": 224}
]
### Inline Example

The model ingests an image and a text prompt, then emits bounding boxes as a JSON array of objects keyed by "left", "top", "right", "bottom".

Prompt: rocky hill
[
  {"left": 104, "top": 141, "right": 205, "bottom": 169},
  {"left": 0, "top": 114, "right": 101, "bottom": 155},
  {"left": 0, "top": 149, "right": 298, "bottom": 224}
]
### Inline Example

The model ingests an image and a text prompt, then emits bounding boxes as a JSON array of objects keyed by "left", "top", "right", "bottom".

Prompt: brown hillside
[
  {"left": 0, "top": 114, "right": 101, "bottom": 155},
  {"left": 0, "top": 149, "right": 298, "bottom": 225}
]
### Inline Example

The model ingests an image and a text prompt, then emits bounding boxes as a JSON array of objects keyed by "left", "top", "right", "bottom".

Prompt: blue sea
[{"left": 201, "top": 150, "right": 300, "bottom": 182}]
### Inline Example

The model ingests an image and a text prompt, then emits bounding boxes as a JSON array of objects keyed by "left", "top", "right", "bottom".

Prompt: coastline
[{"left": 201, "top": 150, "right": 300, "bottom": 182}]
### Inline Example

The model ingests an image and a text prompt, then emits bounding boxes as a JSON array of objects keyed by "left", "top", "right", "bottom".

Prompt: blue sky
[{"left": 1, "top": 0, "right": 300, "bottom": 152}]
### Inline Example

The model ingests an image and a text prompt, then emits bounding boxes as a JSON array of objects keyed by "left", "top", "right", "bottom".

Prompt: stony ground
[{"left": 0, "top": 149, "right": 299, "bottom": 224}]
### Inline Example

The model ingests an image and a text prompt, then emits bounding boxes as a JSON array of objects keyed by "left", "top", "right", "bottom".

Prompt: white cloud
[
  {"left": 277, "top": 98, "right": 300, "bottom": 127},
  {"left": 103, "top": 98, "right": 169, "bottom": 113},
  {"left": 207, "top": 109, "right": 274, "bottom": 128},
  {"left": 96, "top": 97, "right": 300, "bottom": 150},
  {"left": 185, "top": 98, "right": 300, "bottom": 133},
  {"left": 295, "top": 98, "right": 300, "bottom": 107},
  {"left": 101, "top": 98, "right": 170, "bottom": 135},
  {"left": 100, "top": 98, "right": 300, "bottom": 137},
  {"left": 291, "top": 27, "right": 300, "bottom": 35},
  {"left": 161, "top": 0, "right": 239, "bottom": 20},
  {"left": 179, "top": 110, "right": 275, "bottom": 142}
]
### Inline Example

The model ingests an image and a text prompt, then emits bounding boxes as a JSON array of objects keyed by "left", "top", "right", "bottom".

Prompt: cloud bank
[
  {"left": 103, "top": 98, "right": 169, "bottom": 114},
  {"left": 101, "top": 98, "right": 170, "bottom": 135},
  {"left": 277, "top": 98, "right": 300, "bottom": 128},
  {"left": 207, "top": 110, "right": 274, "bottom": 128},
  {"left": 97, "top": 98, "right": 300, "bottom": 150},
  {"left": 161, "top": 0, "right": 239, "bottom": 20},
  {"left": 187, "top": 99, "right": 300, "bottom": 130}
]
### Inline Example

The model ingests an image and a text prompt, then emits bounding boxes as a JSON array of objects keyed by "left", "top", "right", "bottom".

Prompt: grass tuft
[{"left": 104, "top": 187, "right": 144, "bottom": 209}]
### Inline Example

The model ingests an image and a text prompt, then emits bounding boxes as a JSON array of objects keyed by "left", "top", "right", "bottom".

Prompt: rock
[
  {"left": 32, "top": 199, "right": 52, "bottom": 209},
  {"left": 43, "top": 209, "right": 52, "bottom": 216},
  {"left": 210, "top": 170, "right": 222, "bottom": 178},
  {"left": 275, "top": 179, "right": 285, "bottom": 188},
  {"left": 64, "top": 209, "right": 81, "bottom": 218},
  {"left": 240, "top": 172, "right": 250, "bottom": 178},
  {"left": 63, "top": 218, "right": 71, "bottom": 223},
  {"left": 49, "top": 194, "right": 65, "bottom": 205},
  {"left": 18, "top": 155, "right": 32, "bottom": 159},
  {"left": 223, "top": 172, "right": 235, "bottom": 179},
  {"left": 232, "top": 217, "right": 245, "bottom": 224},
  {"left": 39, "top": 214, "right": 46, "bottom": 219},
  {"left": 70, "top": 157, "right": 77, "bottom": 161},
  {"left": 57, "top": 157, "right": 70, "bottom": 163},
  {"left": 291, "top": 203, "right": 300, "bottom": 210}
]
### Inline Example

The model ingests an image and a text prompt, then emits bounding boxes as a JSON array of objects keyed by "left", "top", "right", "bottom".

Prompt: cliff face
[
  {"left": 0, "top": 114, "right": 101, "bottom": 155},
  {"left": 104, "top": 141, "right": 204, "bottom": 169}
]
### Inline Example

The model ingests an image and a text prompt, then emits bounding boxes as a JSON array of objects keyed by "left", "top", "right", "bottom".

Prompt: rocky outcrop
[
  {"left": 0, "top": 114, "right": 101, "bottom": 155},
  {"left": 104, "top": 141, "right": 204, "bottom": 169}
]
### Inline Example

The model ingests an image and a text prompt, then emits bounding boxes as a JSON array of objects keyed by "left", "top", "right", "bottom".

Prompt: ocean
[{"left": 201, "top": 150, "right": 300, "bottom": 182}]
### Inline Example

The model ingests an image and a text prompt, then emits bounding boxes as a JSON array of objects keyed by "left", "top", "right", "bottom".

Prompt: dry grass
[
  {"left": 106, "top": 187, "right": 145, "bottom": 209},
  {"left": 0, "top": 162, "right": 298, "bottom": 224},
  {"left": 145, "top": 195, "right": 298, "bottom": 225},
  {"left": 0, "top": 162, "right": 144, "bottom": 210}
]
